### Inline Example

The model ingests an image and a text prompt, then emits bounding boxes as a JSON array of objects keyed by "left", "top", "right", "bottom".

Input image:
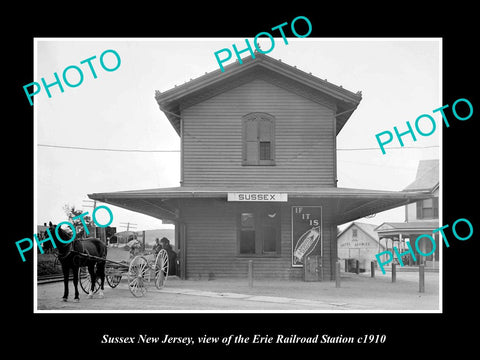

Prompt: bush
[{"left": 37, "top": 253, "right": 62, "bottom": 276}]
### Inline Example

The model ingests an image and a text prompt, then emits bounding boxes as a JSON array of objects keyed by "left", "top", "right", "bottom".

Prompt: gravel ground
[{"left": 36, "top": 270, "right": 440, "bottom": 312}]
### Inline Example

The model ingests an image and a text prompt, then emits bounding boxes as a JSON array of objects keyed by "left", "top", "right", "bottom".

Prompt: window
[
  {"left": 239, "top": 213, "right": 255, "bottom": 254},
  {"left": 352, "top": 229, "right": 358, "bottom": 237},
  {"left": 238, "top": 207, "right": 281, "bottom": 256},
  {"left": 259, "top": 142, "right": 271, "bottom": 160},
  {"left": 417, "top": 197, "right": 439, "bottom": 219},
  {"left": 242, "top": 113, "right": 275, "bottom": 165}
]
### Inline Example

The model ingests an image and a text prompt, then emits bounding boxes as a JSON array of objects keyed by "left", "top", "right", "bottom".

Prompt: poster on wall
[{"left": 291, "top": 206, "right": 322, "bottom": 267}]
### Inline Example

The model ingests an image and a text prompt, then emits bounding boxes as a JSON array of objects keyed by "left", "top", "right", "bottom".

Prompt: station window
[
  {"left": 239, "top": 213, "right": 256, "bottom": 254},
  {"left": 259, "top": 141, "right": 272, "bottom": 160},
  {"left": 238, "top": 206, "right": 281, "bottom": 256},
  {"left": 242, "top": 112, "right": 275, "bottom": 165}
]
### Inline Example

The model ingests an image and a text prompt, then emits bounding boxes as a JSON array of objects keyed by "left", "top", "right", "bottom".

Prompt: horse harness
[{"left": 56, "top": 239, "right": 94, "bottom": 264}]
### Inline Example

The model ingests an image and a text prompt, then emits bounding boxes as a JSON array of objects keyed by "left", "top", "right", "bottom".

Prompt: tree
[{"left": 62, "top": 204, "right": 95, "bottom": 238}]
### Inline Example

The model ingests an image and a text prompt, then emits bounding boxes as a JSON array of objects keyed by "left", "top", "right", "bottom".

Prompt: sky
[{"left": 34, "top": 38, "right": 441, "bottom": 233}]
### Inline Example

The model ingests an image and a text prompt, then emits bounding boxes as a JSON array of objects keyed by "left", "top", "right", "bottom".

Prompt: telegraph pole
[
  {"left": 82, "top": 199, "right": 97, "bottom": 211},
  {"left": 120, "top": 222, "right": 139, "bottom": 248},
  {"left": 120, "top": 222, "right": 137, "bottom": 232}
]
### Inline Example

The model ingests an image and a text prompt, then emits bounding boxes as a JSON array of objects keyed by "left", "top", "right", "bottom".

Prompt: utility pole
[
  {"left": 82, "top": 199, "right": 97, "bottom": 211},
  {"left": 120, "top": 222, "right": 137, "bottom": 232},
  {"left": 120, "top": 222, "right": 139, "bottom": 248}
]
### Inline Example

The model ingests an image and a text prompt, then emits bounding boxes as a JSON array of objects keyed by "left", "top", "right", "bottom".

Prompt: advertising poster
[{"left": 291, "top": 206, "right": 322, "bottom": 267}]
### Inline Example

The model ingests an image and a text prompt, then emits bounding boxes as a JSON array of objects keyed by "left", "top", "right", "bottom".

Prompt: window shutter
[
  {"left": 433, "top": 197, "right": 439, "bottom": 218},
  {"left": 416, "top": 201, "right": 423, "bottom": 219},
  {"left": 258, "top": 118, "right": 272, "bottom": 141},
  {"left": 244, "top": 119, "right": 258, "bottom": 163}
]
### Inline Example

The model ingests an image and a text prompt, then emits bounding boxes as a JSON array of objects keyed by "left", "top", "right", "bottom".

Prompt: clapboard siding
[
  {"left": 181, "top": 199, "right": 335, "bottom": 280},
  {"left": 181, "top": 79, "right": 336, "bottom": 187}
]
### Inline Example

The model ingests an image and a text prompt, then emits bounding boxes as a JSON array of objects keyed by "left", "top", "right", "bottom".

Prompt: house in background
[
  {"left": 337, "top": 222, "right": 386, "bottom": 272},
  {"left": 375, "top": 159, "right": 439, "bottom": 269}
]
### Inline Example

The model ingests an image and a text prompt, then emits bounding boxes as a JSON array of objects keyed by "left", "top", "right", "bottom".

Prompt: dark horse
[{"left": 49, "top": 222, "right": 108, "bottom": 302}]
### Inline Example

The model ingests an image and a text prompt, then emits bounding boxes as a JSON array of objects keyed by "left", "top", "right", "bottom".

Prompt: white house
[
  {"left": 337, "top": 222, "right": 386, "bottom": 272},
  {"left": 375, "top": 159, "right": 439, "bottom": 268}
]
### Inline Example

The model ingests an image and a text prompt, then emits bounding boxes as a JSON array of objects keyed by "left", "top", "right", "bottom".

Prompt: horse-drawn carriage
[
  {"left": 51, "top": 223, "right": 169, "bottom": 301},
  {"left": 78, "top": 247, "right": 169, "bottom": 297}
]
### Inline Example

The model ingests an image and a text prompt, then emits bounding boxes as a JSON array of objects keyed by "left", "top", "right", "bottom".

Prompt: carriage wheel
[
  {"left": 128, "top": 256, "right": 149, "bottom": 297},
  {"left": 106, "top": 273, "right": 122, "bottom": 288},
  {"left": 154, "top": 249, "right": 169, "bottom": 289},
  {"left": 78, "top": 266, "right": 101, "bottom": 294}
]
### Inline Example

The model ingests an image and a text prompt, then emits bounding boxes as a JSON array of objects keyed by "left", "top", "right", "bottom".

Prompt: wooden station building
[{"left": 89, "top": 53, "right": 429, "bottom": 281}]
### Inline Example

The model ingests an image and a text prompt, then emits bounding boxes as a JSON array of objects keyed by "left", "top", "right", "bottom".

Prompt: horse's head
[{"left": 48, "top": 222, "right": 76, "bottom": 254}]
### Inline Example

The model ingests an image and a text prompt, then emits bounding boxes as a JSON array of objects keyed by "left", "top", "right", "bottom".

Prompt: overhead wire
[
  {"left": 37, "top": 143, "right": 438, "bottom": 153},
  {"left": 37, "top": 144, "right": 180, "bottom": 153}
]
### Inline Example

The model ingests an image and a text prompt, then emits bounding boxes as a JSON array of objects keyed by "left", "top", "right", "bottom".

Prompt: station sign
[{"left": 227, "top": 192, "right": 288, "bottom": 202}]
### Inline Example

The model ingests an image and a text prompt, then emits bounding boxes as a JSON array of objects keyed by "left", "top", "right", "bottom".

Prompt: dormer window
[{"left": 242, "top": 112, "right": 275, "bottom": 165}]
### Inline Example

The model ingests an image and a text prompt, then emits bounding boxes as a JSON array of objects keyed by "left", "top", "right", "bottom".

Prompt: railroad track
[
  {"left": 37, "top": 274, "right": 72, "bottom": 284},
  {"left": 38, "top": 272, "right": 99, "bottom": 284}
]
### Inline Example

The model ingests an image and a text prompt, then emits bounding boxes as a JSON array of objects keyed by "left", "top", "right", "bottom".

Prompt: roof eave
[
  {"left": 155, "top": 56, "right": 362, "bottom": 107},
  {"left": 88, "top": 187, "right": 428, "bottom": 225}
]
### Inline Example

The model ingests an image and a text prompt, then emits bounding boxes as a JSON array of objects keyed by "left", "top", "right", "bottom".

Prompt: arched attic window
[{"left": 242, "top": 112, "right": 275, "bottom": 166}]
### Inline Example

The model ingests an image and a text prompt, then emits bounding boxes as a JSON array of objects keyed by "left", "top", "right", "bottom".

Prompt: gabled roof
[
  {"left": 355, "top": 222, "right": 380, "bottom": 241},
  {"left": 155, "top": 52, "right": 362, "bottom": 136},
  {"left": 337, "top": 222, "right": 379, "bottom": 242},
  {"left": 374, "top": 221, "right": 439, "bottom": 236},
  {"left": 403, "top": 159, "right": 439, "bottom": 192}
]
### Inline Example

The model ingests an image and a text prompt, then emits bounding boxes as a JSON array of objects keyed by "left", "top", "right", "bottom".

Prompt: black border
[{"left": 8, "top": 6, "right": 478, "bottom": 355}]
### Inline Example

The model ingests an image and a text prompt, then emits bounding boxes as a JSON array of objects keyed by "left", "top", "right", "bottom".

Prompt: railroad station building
[{"left": 89, "top": 53, "right": 429, "bottom": 281}]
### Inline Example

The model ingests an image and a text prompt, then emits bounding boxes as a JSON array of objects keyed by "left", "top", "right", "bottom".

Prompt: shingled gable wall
[{"left": 181, "top": 78, "right": 337, "bottom": 187}]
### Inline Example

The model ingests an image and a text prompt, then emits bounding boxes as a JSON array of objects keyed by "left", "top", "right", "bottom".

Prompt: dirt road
[{"left": 36, "top": 271, "right": 440, "bottom": 312}]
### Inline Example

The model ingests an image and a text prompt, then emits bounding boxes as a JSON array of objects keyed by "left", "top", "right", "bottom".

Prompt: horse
[{"left": 49, "top": 222, "right": 108, "bottom": 302}]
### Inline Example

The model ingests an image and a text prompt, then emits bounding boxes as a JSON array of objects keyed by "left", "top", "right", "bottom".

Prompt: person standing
[
  {"left": 160, "top": 237, "right": 177, "bottom": 276},
  {"left": 153, "top": 238, "right": 162, "bottom": 255}
]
